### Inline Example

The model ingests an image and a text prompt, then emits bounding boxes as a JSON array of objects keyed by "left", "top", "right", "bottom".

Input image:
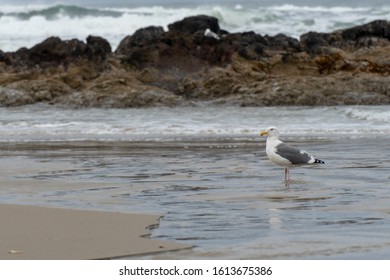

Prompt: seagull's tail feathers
[{"left": 314, "top": 158, "right": 325, "bottom": 164}]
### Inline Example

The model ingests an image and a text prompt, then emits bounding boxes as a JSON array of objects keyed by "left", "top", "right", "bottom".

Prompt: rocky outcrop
[
  {"left": 4, "top": 35, "right": 111, "bottom": 68},
  {"left": 168, "top": 15, "right": 221, "bottom": 34},
  {"left": 0, "top": 16, "right": 389, "bottom": 107},
  {"left": 300, "top": 20, "right": 390, "bottom": 54}
]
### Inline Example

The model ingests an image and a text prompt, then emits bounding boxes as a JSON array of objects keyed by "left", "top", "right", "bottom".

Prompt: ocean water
[
  {"left": 1, "top": 0, "right": 390, "bottom": 52},
  {"left": 0, "top": 105, "right": 389, "bottom": 259},
  {"left": 0, "top": 105, "right": 389, "bottom": 142}
]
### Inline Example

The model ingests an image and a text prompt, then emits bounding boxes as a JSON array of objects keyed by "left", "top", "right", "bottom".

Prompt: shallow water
[{"left": 0, "top": 105, "right": 389, "bottom": 259}]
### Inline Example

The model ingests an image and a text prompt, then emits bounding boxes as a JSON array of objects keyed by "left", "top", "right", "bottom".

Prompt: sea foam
[
  {"left": 0, "top": 105, "right": 389, "bottom": 142},
  {"left": 0, "top": 4, "right": 389, "bottom": 51}
]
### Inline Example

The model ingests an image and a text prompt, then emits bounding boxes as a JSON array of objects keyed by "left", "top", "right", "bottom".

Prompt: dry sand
[{"left": 0, "top": 204, "right": 190, "bottom": 260}]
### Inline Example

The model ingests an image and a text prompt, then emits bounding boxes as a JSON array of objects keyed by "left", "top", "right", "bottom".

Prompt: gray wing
[{"left": 275, "top": 143, "right": 313, "bottom": 165}]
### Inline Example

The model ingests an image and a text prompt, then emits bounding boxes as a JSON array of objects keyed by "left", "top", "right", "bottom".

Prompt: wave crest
[
  {"left": 345, "top": 107, "right": 390, "bottom": 122},
  {"left": 2, "top": 4, "right": 123, "bottom": 20},
  {"left": 0, "top": 4, "right": 390, "bottom": 52}
]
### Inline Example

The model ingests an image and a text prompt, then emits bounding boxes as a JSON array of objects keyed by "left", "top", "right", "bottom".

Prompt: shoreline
[
  {"left": 0, "top": 204, "right": 191, "bottom": 260},
  {"left": 0, "top": 135, "right": 389, "bottom": 259}
]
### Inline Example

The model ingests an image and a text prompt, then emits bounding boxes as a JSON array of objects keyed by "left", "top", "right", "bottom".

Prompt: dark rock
[
  {"left": 116, "top": 26, "right": 165, "bottom": 55},
  {"left": 132, "top": 26, "right": 164, "bottom": 46},
  {"left": 300, "top": 32, "right": 330, "bottom": 54},
  {"left": 238, "top": 32, "right": 268, "bottom": 45},
  {"left": 266, "top": 34, "right": 301, "bottom": 52},
  {"left": 15, "top": 47, "right": 29, "bottom": 56},
  {"left": 227, "top": 32, "right": 300, "bottom": 60},
  {"left": 341, "top": 20, "right": 390, "bottom": 41},
  {"left": 86, "top": 35, "right": 111, "bottom": 60},
  {"left": 26, "top": 37, "right": 88, "bottom": 67},
  {"left": 0, "top": 50, "right": 12, "bottom": 65},
  {"left": 301, "top": 20, "right": 390, "bottom": 53},
  {"left": 9, "top": 36, "right": 112, "bottom": 67},
  {"left": 168, "top": 15, "right": 220, "bottom": 34},
  {"left": 115, "top": 26, "right": 165, "bottom": 66},
  {"left": 217, "top": 32, "right": 258, "bottom": 60},
  {"left": 115, "top": 36, "right": 132, "bottom": 55},
  {"left": 117, "top": 20, "right": 231, "bottom": 69},
  {"left": 339, "top": 20, "right": 390, "bottom": 48},
  {"left": 126, "top": 47, "right": 160, "bottom": 68}
]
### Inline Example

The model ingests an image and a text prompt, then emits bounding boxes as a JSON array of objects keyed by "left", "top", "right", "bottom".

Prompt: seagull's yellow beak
[{"left": 260, "top": 131, "right": 268, "bottom": 136}]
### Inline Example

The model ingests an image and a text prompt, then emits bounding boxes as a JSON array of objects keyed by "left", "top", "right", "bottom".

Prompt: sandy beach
[
  {"left": 0, "top": 204, "right": 190, "bottom": 260},
  {"left": 0, "top": 151, "right": 190, "bottom": 260}
]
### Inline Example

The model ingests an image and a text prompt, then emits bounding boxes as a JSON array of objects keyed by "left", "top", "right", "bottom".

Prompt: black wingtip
[{"left": 315, "top": 159, "right": 325, "bottom": 164}]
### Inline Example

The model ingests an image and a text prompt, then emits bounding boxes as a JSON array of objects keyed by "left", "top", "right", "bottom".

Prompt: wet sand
[
  {"left": 0, "top": 204, "right": 190, "bottom": 260},
  {"left": 0, "top": 152, "right": 191, "bottom": 260}
]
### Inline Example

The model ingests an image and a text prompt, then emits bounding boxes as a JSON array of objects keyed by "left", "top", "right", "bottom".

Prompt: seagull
[
  {"left": 204, "top": 28, "right": 220, "bottom": 40},
  {"left": 260, "top": 126, "right": 325, "bottom": 183}
]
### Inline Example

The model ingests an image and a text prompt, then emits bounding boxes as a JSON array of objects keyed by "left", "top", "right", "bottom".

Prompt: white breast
[{"left": 266, "top": 138, "right": 293, "bottom": 168}]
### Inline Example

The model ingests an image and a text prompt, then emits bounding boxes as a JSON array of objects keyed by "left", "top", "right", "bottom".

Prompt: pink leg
[
  {"left": 284, "top": 168, "right": 291, "bottom": 187},
  {"left": 284, "top": 168, "right": 288, "bottom": 181},
  {"left": 284, "top": 168, "right": 290, "bottom": 181}
]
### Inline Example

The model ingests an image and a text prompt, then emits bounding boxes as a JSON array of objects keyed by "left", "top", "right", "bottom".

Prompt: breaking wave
[
  {"left": 0, "top": 105, "right": 389, "bottom": 142},
  {"left": 1, "top": 4, "right": 389, "bottom": 51},
  {"left": 345, "top": 107, "right": 390, "bottom": 122}
]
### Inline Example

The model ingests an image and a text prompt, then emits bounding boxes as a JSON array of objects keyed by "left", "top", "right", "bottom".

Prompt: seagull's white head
[{"left": 260, "top": 126, "right": 280, "bottom": 138}]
